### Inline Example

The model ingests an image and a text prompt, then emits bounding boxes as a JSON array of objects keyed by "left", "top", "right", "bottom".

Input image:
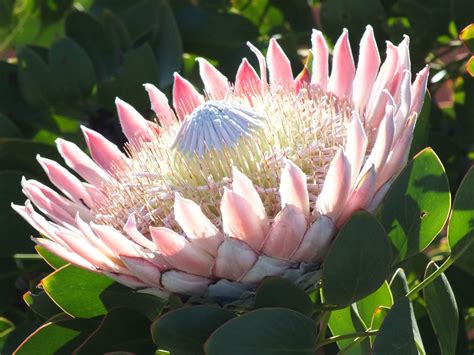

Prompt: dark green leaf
[
  {"left": 356, "top": 281, "right": 393, "bottom": 328},
  {"left": 49, "top": 37, "right": 96, "bottom": 101},
  {"left": 0, "top": 317, "right": 14, "bottom": 337},
  {"left": 0, "top": 171, "right": 35, "bottom": 256},
  {"left": 65, "top": 11, "right": 119, "bottom": 80},
  {"left": 254, "top": 277, "right": 312, "bottom": 316},
  {"left": 448, "top": 167, "right": 474, "bottom": 270},
  {"left": 423, "top": 262, "right": 458, "bottom": 355},
  {"left": 205, "top": 308, "right": 317, "bottom": 355},
  {"left": 151, "top": 305, "right": 236, "bottom": 355},
  {"left": 74, "top": 308, "right": 155, "bottom": 354},
  {"left": 389, "top": 268, "right": 410, "bottom": 300},
  {"left": 1, "top": 321, "right": 42, "bottom": 355},
  {"left": 0, "top": 138, "right": 60, "bottom": 177},
  {"left": 0, "top": 0, "right": 14, "bottom": 27},
  {"left": 153, "top": 0, "right": 183, "bottom": 87},
  {"left": 17, "top": 47, "right": 54, "bottom": 108},
  {"left": 102, "top": 9, "right": 132, "bottom": 55},
  {"left": 410, "top": 93, "right": 431, "bottom": 157},
  {"left": 14, "top": 318, "right": 98, "bottom": 355},
  {"left": 328, "top": 305, "right": 370, "bottom": 354},
  {"left": 106, "top": 0, "right": 160, "bottom": 41},
  {"left": 378, "top": 148, "right": 451, "bottom": 262},
  {"left": 0, "top": 113, "right": 22, "bottom": 138},
  {"left": 23, "top": 290, "right": 62, "bottom": 319},
  {"left": 39, "top": 0, "right": 73, "bottom": 23},
  {"left": 321, "top": 0, "right": 386, "bottom": 50},
  {"left": 322, "top": 211, "right": 392, "bottom": 306},
  {"left": 97, "top": 43, "right": 159, "bottom": 111},
  {"left": 42, "top": 264, "right": 164, "bottom": 319},
  {"left": 373, "top": 297, "right": 424, "bottom": 355}
]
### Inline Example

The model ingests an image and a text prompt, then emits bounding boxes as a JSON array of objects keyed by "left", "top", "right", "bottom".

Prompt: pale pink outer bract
[{"left": 12, "top": 26, "right": 428, "bottom": 299}]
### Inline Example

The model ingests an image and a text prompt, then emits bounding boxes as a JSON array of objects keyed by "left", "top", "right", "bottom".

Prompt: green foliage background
[{"left": 0, "top": 0, "right": 472, "bottom": 353}]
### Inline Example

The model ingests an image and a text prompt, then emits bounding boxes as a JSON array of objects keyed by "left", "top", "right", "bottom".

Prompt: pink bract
[{"left": 12, "top": 25, "right": 428, "bottom": 300}]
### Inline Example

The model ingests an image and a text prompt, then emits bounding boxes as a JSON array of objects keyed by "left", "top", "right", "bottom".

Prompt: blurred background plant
[{"left": 0, "top": 0, "right": 472, "bottom": 353}]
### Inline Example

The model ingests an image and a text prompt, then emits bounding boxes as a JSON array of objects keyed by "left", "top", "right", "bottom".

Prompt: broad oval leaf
[
  {"left": 378, "top": 148, "right": 451, "bottom": 262},
  {"left": 74, "top": 308, "right": 155, "bottom": 354},
  {"left": 0, "top": 171, "right": 35, "bottom": 256},
  {"left": 328, "top": 305, "right": 370, "bottom": 354},
  {"left": 448, "top": 167, "right": 474, "bottom": 263},
  {"left": 17, "top": 47, "right": 54, "bottom": 108},
  {"left": 205, "top": 308, "right": 317, "bottom": 355},
  {"left": 49, "top": 37, "right": 96, "bottom": 101},
  {"left": 14, "top": 318, "right": 98, "bottom": 355},
  {"left": 373, "top": 297, "right": 424, "bottom": 355},
  {"left": 423, "top": 262, "right": 459, "bottom": 355},
  {"left": 65, "top": 11, "right": 119, "bottom": 80},
  {"left": 23, "top": 290, "right": 62, "bottom": 319},
  {"left": 151, "top": 305, "right": 236, "bottom": 355},
  {"left": 389, "top": 268, "right": 410, "bottom": 301},
  {"left": 42, "top": 264, "right": 163, "bottom": 319},
  {"left": 254, "top": 277, "right": 312, "bottom": 316},
  {"left": 322, "top": 211, "right": 392, "bottom": 306},
  {"left": 0, "top": 113, "right": 22, "bottom": 138},
  {"left": 356, "top": 281, "right": 393, "bottom": 329},
  {"left": 35, "top": 245, "right": 67, "bottom": 269}
]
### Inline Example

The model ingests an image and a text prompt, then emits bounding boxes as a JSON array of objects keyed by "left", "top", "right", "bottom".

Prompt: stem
[
  {"left": 407, "top": 256, "right": 453, "bottom": 300},
  {"left": 339, "top": 335, "right": 368, "bottom": 354},
  {"left": 316, "top": 311, "right": 330, "bottom": 343},
  {"left": 315, "top": 330, "right": 378, "bottom": 349}
]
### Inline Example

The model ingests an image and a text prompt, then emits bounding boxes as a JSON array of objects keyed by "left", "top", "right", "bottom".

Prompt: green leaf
[
  {"left": 0, "top": 171, "right": 35, "bottom": 256},
  {"left": 97, "top": 43, "right": 159, "bottom": 111},
  {"left": 423, "top": 262, "right": 458, "bottom": 355},
  {"left": 322, "top": 211, "right": 392, "bottom": 306},
  {"left": 378, "top": 148, "right": 451, "bottom": 262},
  {"left": 173, "top": 5, "right": 258, "bottom": 71},
  {"left": 448, "top": 167, "right": 474, "bottom": 265},
  {"left": 1, "top": 321, "right": 42, "bottom": 354},
  {"left": 65, "top": 11, "right": 119, "bottom": 80},
  {"left": 151, "top": 305, "right": 236, "bottom": 355},
  {"left": 102, "top": 10, "right": 132, "bottom": 55},
  {"left": 356, "top": 281, "right": 393, "bottom": 329},
  {"left": 389, "top": 268, "right": 410, "bottom": 301},
  {"left": 460, "top": 23, "right": 474, "bottom": 52},
  {"left": 153, "top": 0, "right": 183, "bottom": 87},
  {"left": 205, "top": 308, "right": 317, "bottom": 355},
  {"left": 14, "top": 318, "right": 98, "bottom": 355},
  {"left": 369, "top": 307, "right": 389, "bottom": 333},
  {"left": 35, "top": 245, "right": 68, "bottom": 269},
  {"left": 74, "top": 307, "right": 155, "bottom": 354},
  {"left": 373, "top": 297, "right": 424, "bottom": 355},
  {"left": 0, "top": 0, "right": 14, "bottom": 27},
  {"left": 42, "top": 264, "right": 164, "bottom": 319},
  {"left": 321, "top": 0, "right": 386, "bottom": 49},
  {"left": 0, "top": 113, "right": 22, "bottom": 138},
  {"left": 0, "top": 138, "right": 60, "bottom": 177},
  {"left": 328, "top": 305, "right": 370, "bottom": 354},
  {"left": 410, "top": 93, "right": 431, "bottom": 157},
  {"left": 49, "top": 37, "right": 96, "bottom": 101},
  {"left": 0, "top": 317, "right": 14, "bottom": 337},
  {"left": 254, "top": 277, "right": 313, "bottom": 316},
  {"left": 17, "top": 47, "right": 54, "bottom": 108},
  {"left": 23, "top": 290, "right": 63, "bottom": 319}
]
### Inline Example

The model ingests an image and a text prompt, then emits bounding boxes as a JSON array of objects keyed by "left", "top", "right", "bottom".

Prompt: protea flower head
[{"left": 12, "top": 26, "right": 428, "bottom": 301}]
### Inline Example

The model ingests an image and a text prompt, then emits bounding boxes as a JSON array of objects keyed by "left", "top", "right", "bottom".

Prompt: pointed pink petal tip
[
  {"left": 267, "top": 38, "right": 293, "bottom": 90},
  {"left": 172, "top": 72, "right": 204, "bottom": 120},
  {"left": 196, "top": 57, "right": 229, "bottom": 100},
  {"left": 115, "top": 97, "right": 151, "bottom": 142}
]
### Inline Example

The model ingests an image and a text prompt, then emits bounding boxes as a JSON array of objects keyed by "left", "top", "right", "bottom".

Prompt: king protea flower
[{"left": 13, "top": 26, "right": 428, "bottom": 300}]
